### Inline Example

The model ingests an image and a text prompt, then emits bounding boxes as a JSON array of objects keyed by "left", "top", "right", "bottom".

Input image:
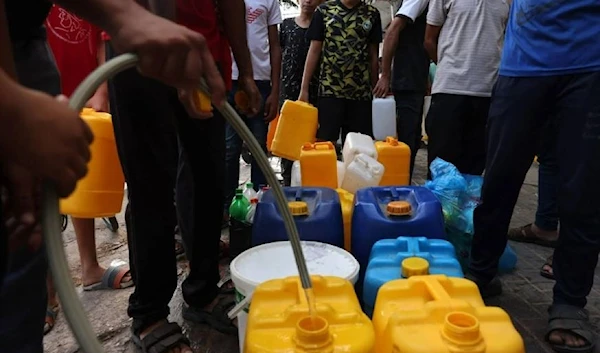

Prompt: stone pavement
[{"left": 43, "top": 148, "right": 600, "bottom": 353}]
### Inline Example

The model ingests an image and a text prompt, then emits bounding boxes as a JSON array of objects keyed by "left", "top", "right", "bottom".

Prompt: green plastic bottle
[{"left": 229, "top": 188, "right": 250, "bottom": 221}]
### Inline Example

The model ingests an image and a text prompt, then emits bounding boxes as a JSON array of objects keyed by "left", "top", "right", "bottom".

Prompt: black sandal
[
  {"left": 182, "top": 296, "right": 238, "bottom": 335},
  {"left": 540, "top": 255, "right": 554, "bottom": 280},
  {"left": 131, "top": 322, "right": 190, "bottom": 353},
  {"left": 545, "top": 304, "right": 597, "bottom": 353}
]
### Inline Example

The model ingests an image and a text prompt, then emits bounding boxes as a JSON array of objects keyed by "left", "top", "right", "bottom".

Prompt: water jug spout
[
  {"left": 442, "top": 312, "right": 484, "bottom": 348},
  {"left": 294, "top": 316, "right": 333, "bottom": 352}
]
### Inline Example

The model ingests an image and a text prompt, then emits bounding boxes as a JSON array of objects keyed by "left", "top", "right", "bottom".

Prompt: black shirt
[
  {"left": 5, "top": 0, "right": 52, "bottom": 40},
  {"left": 279, "top": 17, "right": 318, "bottom": 106},
  {"left": 391, "top": 6, "right": 429, "bottom": 93}
]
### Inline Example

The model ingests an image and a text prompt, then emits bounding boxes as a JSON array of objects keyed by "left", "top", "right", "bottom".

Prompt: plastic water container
[
  {"left": 351, "top": 186, "right": 446, "bottom": 295},
  {"left": 372, "top": 275, "right": 525, "bottom": 353},
  {"left": 271, "top": 100, "right": 318, "bottom": 161},
  {"left": 372, "top": 97, "right": 397, "bottom": 141},
  {"left": 291, "top": 160, "right": 345, "bottom": 188},
  {"left": 363, "top": 236, "right": 463, "bottom": 316},
  {"left": 375, "top": 137, "right": 411, "bottom": 186},
  {"left": 266, "top": 115, "right": 279, "bottom": 152},
  {"left": 300, "top": 142, "right": 338, "bottom": 188},
  {"left": 60, "top": 108, "right": 125, "bottom": 218},
  {"left": 342, "top": 132, "right": 377, "bottom": 167},
  {"left": 336, "top": 188, "right": 354, "bottom": 252},
  {"left": 252, "top": 187, "right": 344, "bottom": 248},
  {"left": 341, "top": 153, "right": 385, "bottom": 194},
  {"left": 230, "top": 242, "right": 361, "bottom": 352}
]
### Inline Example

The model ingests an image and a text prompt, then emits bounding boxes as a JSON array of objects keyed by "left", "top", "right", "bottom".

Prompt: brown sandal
[
  {"left": 540, "top": 255, "right": 554, "bottom": 280},
  {"left": 507, "top": 224, "right": 557, "bottom": 248},
  {"left": 44, "top": 304, "right": 59, "bottom": 335}
]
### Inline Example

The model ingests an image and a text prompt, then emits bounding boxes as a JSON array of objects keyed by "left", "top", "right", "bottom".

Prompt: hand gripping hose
[{"left": 42, "top": 53, "right": 312, "bottom": 353}]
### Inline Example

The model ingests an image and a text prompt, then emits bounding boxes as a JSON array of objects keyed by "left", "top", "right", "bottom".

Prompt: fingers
[
  {"left": 4, "top": 166, "right": 36, "bottom": 226},
  {"left": 54, "top": 168, "right": 79, "bottom": 198}
]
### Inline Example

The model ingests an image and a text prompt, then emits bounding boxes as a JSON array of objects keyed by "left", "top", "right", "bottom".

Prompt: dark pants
[
  {"left": 394, "top": 90, "right": 425, "bottom": 179},
  {"left": 0, "top": 31, "right": 59, "bottom": 353},
  {"left": 425, "top": 93, "right": 490, "bottom": 177},
  {"left": 316, "top": 97, "right": 374, "bottom": 145},
  {"left": 107, "top": 45, "right": 224, "bottom": 334},
  {"left": 469, "top": 72, "right": 600, "bottom": 308},
  {"left": 224, "top": 80, "right": 271, "bottom": 210},
  {"left": 536, "top": 120, "right": 559, "bottom": 231}
]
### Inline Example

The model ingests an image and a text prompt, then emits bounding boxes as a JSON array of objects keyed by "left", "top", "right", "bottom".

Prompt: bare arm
[
  {"left": 424, "top": 25, "right": 441, "bottom": 63},
  {"left": 299, "top": 41, "right": 322, "bottom": 101},
  {"left": 369, "top": 43, "right": 379, "bottom": 88},
  {"left": 380, "top": 17, "right": 407, "bottom": 79},
  {"left": 268, "top": 25, "right": 281, "bottom": 95},
  {"left": 218, "top": 0, "right": 253, "bottom": 79}
]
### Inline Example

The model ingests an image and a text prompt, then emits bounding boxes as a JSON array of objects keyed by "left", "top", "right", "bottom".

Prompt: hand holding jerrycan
[{"left": 271, "top": 100, "right": 318, "bottom": 161}]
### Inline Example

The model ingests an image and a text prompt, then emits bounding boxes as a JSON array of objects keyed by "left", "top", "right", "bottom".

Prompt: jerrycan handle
[
  {"left": 313, "top": 141, "right": 335, "bottom": 151},
  {"left": 390, "top": 187, "right": 400, "bottom": 201},
  {"left": 295, "top": 188, "right": 303, "bottom": 201},
  {"left": 385, "top": 136, "right": 399, "bottom": 146}
]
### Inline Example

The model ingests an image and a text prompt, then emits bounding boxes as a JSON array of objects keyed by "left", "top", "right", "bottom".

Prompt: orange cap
[{"left": 387, "top": 201, "right": 412, "bottom": 216}]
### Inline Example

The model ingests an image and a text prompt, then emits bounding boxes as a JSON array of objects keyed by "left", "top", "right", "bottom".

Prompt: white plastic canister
[
  {"left": 342, "top": 153, "right": 385, "bottom": 194},
  {"left": 372, "top": 97, "right": 397, "bottom": 141},
  {"left": 342, "top": 132, "right": 377, "bottom": 168}
]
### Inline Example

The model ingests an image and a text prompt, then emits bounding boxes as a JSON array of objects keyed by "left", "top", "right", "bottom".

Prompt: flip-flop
[
  {"left": 83, "top": 263, "right": 133, "bottom": 291},
  {"left": 540, "top": 255, "right": 554, "bottom": 280},
  {"left": 507, "top": 224, "right": 558, "bottom": 248},
  {"left": 44, "top": 304, "right": 59, "bottom": 335}
]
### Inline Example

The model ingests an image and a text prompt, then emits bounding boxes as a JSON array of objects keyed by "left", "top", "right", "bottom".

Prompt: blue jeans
[
  {"left": 536, "top": 120, "right": 559, "bottom": 232},
  {"left": 469, "top": 72, "right": 600, "bottom": 308},
  {"left": 224, "top": 80, "right": 271, "bottom": 210}
]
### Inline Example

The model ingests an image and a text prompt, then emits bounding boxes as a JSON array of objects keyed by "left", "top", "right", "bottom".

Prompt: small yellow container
[
  {"left": 300, "top": 142, "right": 338, "bottom": 188},
  {"left": 372, "top": 275, "right": 525, "bottom": 353},
  {"left": 60, "top": 108, "right": 125, "bottom": 218},
  {"left": 245, "top": 275, "right": 375, "bottom": 353},
  {"left": 271, "top": 100, "right": 318, "bottom": 161},
  {"left": 336, "top": 188, "right": 354, "bottom": 251},
  {"left": 375, "top": 137, "right": 411, "bottom": 186}
]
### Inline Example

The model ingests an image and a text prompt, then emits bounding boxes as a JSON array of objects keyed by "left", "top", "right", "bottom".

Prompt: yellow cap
[
  {"left": 234, "top": 90, "right": 249, "bottom": 110},
  {"left": 193, "top": 91, "right": 213, "bottom": 113},
  {"left": 288, "top": 201, "right": 309, "bottom": 216},
  {"left": 387, "top": 201, "right": 412, "bottom": 216},
  {"left": 401, "top": 257, "right": 430, "bottom": 278}
]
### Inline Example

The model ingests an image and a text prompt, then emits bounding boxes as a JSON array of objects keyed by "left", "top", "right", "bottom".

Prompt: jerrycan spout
[
  {"left": 295, "top": 316, "right": 333, "bottom": 352},
  {"left": 442, "top": 312, "right": 484, "bottom": 349}
]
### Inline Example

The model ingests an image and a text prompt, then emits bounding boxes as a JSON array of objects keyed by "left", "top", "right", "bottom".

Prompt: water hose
[{"left": 42, "top": 53, "right": 312, "bottom": 352}]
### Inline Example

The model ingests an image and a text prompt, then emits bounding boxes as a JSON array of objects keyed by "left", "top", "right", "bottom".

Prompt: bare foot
[
  {"left": 81, "top": 265, "right": 132, "bottom": 287},
  {"left": 140, "top": 320, "right": 192, "bottom": 353},
  {"left": 548, "top": 330, "right": 588, "bottom": 349}
]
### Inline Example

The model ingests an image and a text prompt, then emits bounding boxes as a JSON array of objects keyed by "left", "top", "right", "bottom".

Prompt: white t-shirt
[
  {"left": 396, "top": 0, "right": 429, "bottom": 22},
  {"left": 232, "top": 0, "right": 282, "bottom": 81}
]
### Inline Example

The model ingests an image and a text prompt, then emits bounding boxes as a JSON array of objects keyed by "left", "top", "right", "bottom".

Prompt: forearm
[
  {"left": 218, "top": 0, "right": 254, "bottom": 78},
  {"left": 424, "top": 40, "right": 438, "bottom": 63},
  {"left": 95, "top": 39, "right": 108, "bottom": 95},
  {"left": 370, "top": 53, "right": 379, "bottom": 87},
  {"left": 269, "top": 43, "right": 281, "bottom": 93},
  {"left": 301, "top": 45, "right": 321, "bottom": 92},
  {"left": 381, "top": 20, "right": 405, "bottom": 78}
]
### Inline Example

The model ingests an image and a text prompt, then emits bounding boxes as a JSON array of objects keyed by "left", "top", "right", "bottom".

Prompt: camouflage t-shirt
[{"left": 306, "top": 0, "right": 382, "bottom": 101}]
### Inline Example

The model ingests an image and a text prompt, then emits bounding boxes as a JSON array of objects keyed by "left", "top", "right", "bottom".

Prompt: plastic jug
[
  {"left": 244, "top": 275, "right": 375, "bottom": 353},
  {"left": 341, "top": 153, "right": 384, "bottom": 194},
  {"left": 60, "top": 108, "right": 125, "bottom": 218},
  {"left": 342, "top": 132, "right": 377, "bottom": 167},
  {"left": 271, "top": 100, "right": 318, "bottom": 161},
  {"left": 351, "top": 186, "right": 446, "bottom": 297},
  {"left": 372, "top": 275, "right": 525, "bottom": 353},
  {"left": 336, "top": 188, "right": 354, "bottom": 252},
  {"left": 363, "top": 236, "right": 463, "bottom": 316},
  {"left": 372, "top": 97, "right": 397, "bottom": 141},
  {"left": 291, "top": 160, "right": 345, "bottom": 188},
  {"left": 266, "top": 115, "right": 279, "bottom": 152},
  {"left": 375, "top": 137, "right": 411, "bottom": 186},
  {"left": 300, "top": 142, "right": 338, "bottom": 188},
  {"left": 252, "top": 187, "right": 344, "bottom": 248}
]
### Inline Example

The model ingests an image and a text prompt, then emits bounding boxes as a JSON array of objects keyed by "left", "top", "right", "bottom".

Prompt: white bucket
[{"left": 230, "top": 241, "right": 360, "bottom": 353}]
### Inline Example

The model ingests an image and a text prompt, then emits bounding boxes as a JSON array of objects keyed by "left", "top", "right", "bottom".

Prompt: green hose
[{"left": 42, "top": 53, "right": 312, "bottom": 352}]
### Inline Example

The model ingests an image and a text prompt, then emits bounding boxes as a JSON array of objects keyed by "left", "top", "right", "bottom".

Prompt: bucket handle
[{"left": 227, "top": 292, "right": 253, "bottom": 319}]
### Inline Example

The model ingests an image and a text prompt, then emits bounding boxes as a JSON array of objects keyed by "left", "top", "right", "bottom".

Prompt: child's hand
[
  {"left": 239, "top": 75, "right": 261, "bottom": 117},
  {"left": 264, "top": 93, "right": 278, "bottom": 122},
  {"left": 373, "top": 75, "right": 390, "bottom": 98},
  {"left": 85, "top": 85, "right": 109, "bottom": 113},
  {"left": 298, "top": 90, "right": 309, "bottom": 103}
]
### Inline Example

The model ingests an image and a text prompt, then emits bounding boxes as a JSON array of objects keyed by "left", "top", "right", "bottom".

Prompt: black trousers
[
  {"left": 469, "top": 72, "right": 600, "bottom": 308},
  {"left": 107, "top": 44, "right": 224, "bottom": 333},
  {"left": 316, "top": 97, "right": 374, "bottom": 144},
  {"left": 394, "top": 90, "right": 425, "bottom": 179},
  {"left": 425, "top": 93, "right": 490, "bottom": 178}
]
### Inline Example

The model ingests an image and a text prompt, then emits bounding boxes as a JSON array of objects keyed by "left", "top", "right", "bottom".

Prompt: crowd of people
[{"left": 0, "top": 0, "right": 599, "bottom": 353}]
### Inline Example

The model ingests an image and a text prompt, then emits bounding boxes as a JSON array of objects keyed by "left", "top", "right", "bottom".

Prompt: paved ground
[{"left": 43, "top": 148, "right": 600, "bottom": 353}]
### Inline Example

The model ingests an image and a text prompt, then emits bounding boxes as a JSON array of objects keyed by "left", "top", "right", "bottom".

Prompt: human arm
[
  {"left": 299, "top": 8, "right": 325, "bottom": 102},
  {"left": 424, "top": 0, "right": 446, "bottom": 64},
  {"left": 369, "top": 11, "right": 383, "bottom": 90},
  {"left": 265, "top": 24, "right": 282, "bottom": 121},
  {"left": 86, "top": 30, "right": 109, "bottom": 112}
]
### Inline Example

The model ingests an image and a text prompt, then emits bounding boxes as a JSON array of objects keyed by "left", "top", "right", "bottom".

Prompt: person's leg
[
  {"left": 424, "top": 93, "right": 468, "bottom": 179},
  {"left": 458, "top": 96, "right": 489, "bottom": 176},
  {"left": 0, "top": 31, "right": 58, "bottom": 353},
  {"left": 346, "top": 98, "right": 375, "bottom": 140},
  {"left": 534, "top": 119, "right": 560, "bottom": 234},
  {"left": 224, "top": 80, "right": 245, "bottom": 211},
  {"left": 468, "top": 76, "right": 554, "bottom": 294},
  {"left": 393, "top": 91, "right": 425, "bottom": 179},
  {"left": 316, "top": 97, "right": 346, "bottom": 144},
  {"left": 546, "top": 71, "right": 600, "bottom": 350},
  {"left": 107, "top": 44, "right": 180, "bottom": 337},
  {"left": 247, "top": 81, "right": 272, "bottom": 190},
  {"left": 281, "top": 159, "right": 294, "bottom": 186},
  {"left": 44, "top": 274, "right": 59, "bottom": 334}
]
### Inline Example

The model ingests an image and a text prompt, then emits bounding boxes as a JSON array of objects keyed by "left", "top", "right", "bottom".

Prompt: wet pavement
[{"left": 43, "top": 148, "right": 600, "bottom": 353}]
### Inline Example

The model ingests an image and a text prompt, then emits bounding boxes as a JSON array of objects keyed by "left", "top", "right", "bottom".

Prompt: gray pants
[{"left": 0, "top": 28, "right": 60, "bottom": 353}]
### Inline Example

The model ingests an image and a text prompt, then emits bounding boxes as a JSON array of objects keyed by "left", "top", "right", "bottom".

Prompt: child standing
[
  {"left": 300, "top": 0, "right": 382, "bottom": 145},
  {"left": 279, "top": 0, "right": 321, "bottom": 186}
]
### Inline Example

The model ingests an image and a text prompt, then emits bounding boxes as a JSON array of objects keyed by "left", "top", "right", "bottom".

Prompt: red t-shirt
[
  {"left": 102, "top": 0, "right": 232, "bottom": 90},
  {"left": 45, "top": 5, "right": 101, "bottom": 97}
]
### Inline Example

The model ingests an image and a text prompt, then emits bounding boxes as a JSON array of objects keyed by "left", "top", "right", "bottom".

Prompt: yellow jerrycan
[
  {"left": 271, "top": 100, "right": 318, "bottom": 161},
  {"left": 300, "top": 142, "right": 338, "bottom": 188},
  {"left": 336, "top": 188, "right": 354, "bottom": 252},
  {"left": 245, "top": 275, "right": 375, "bottom": 353},
  {"left": 372, "top": 275, "right": 525, "bottom": 353},
  {"left": 375, "top": 137, "right": 411, "bottom": 186},
  {"left": 60, "top": 108, "right": 125, "bottom": 218}
]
